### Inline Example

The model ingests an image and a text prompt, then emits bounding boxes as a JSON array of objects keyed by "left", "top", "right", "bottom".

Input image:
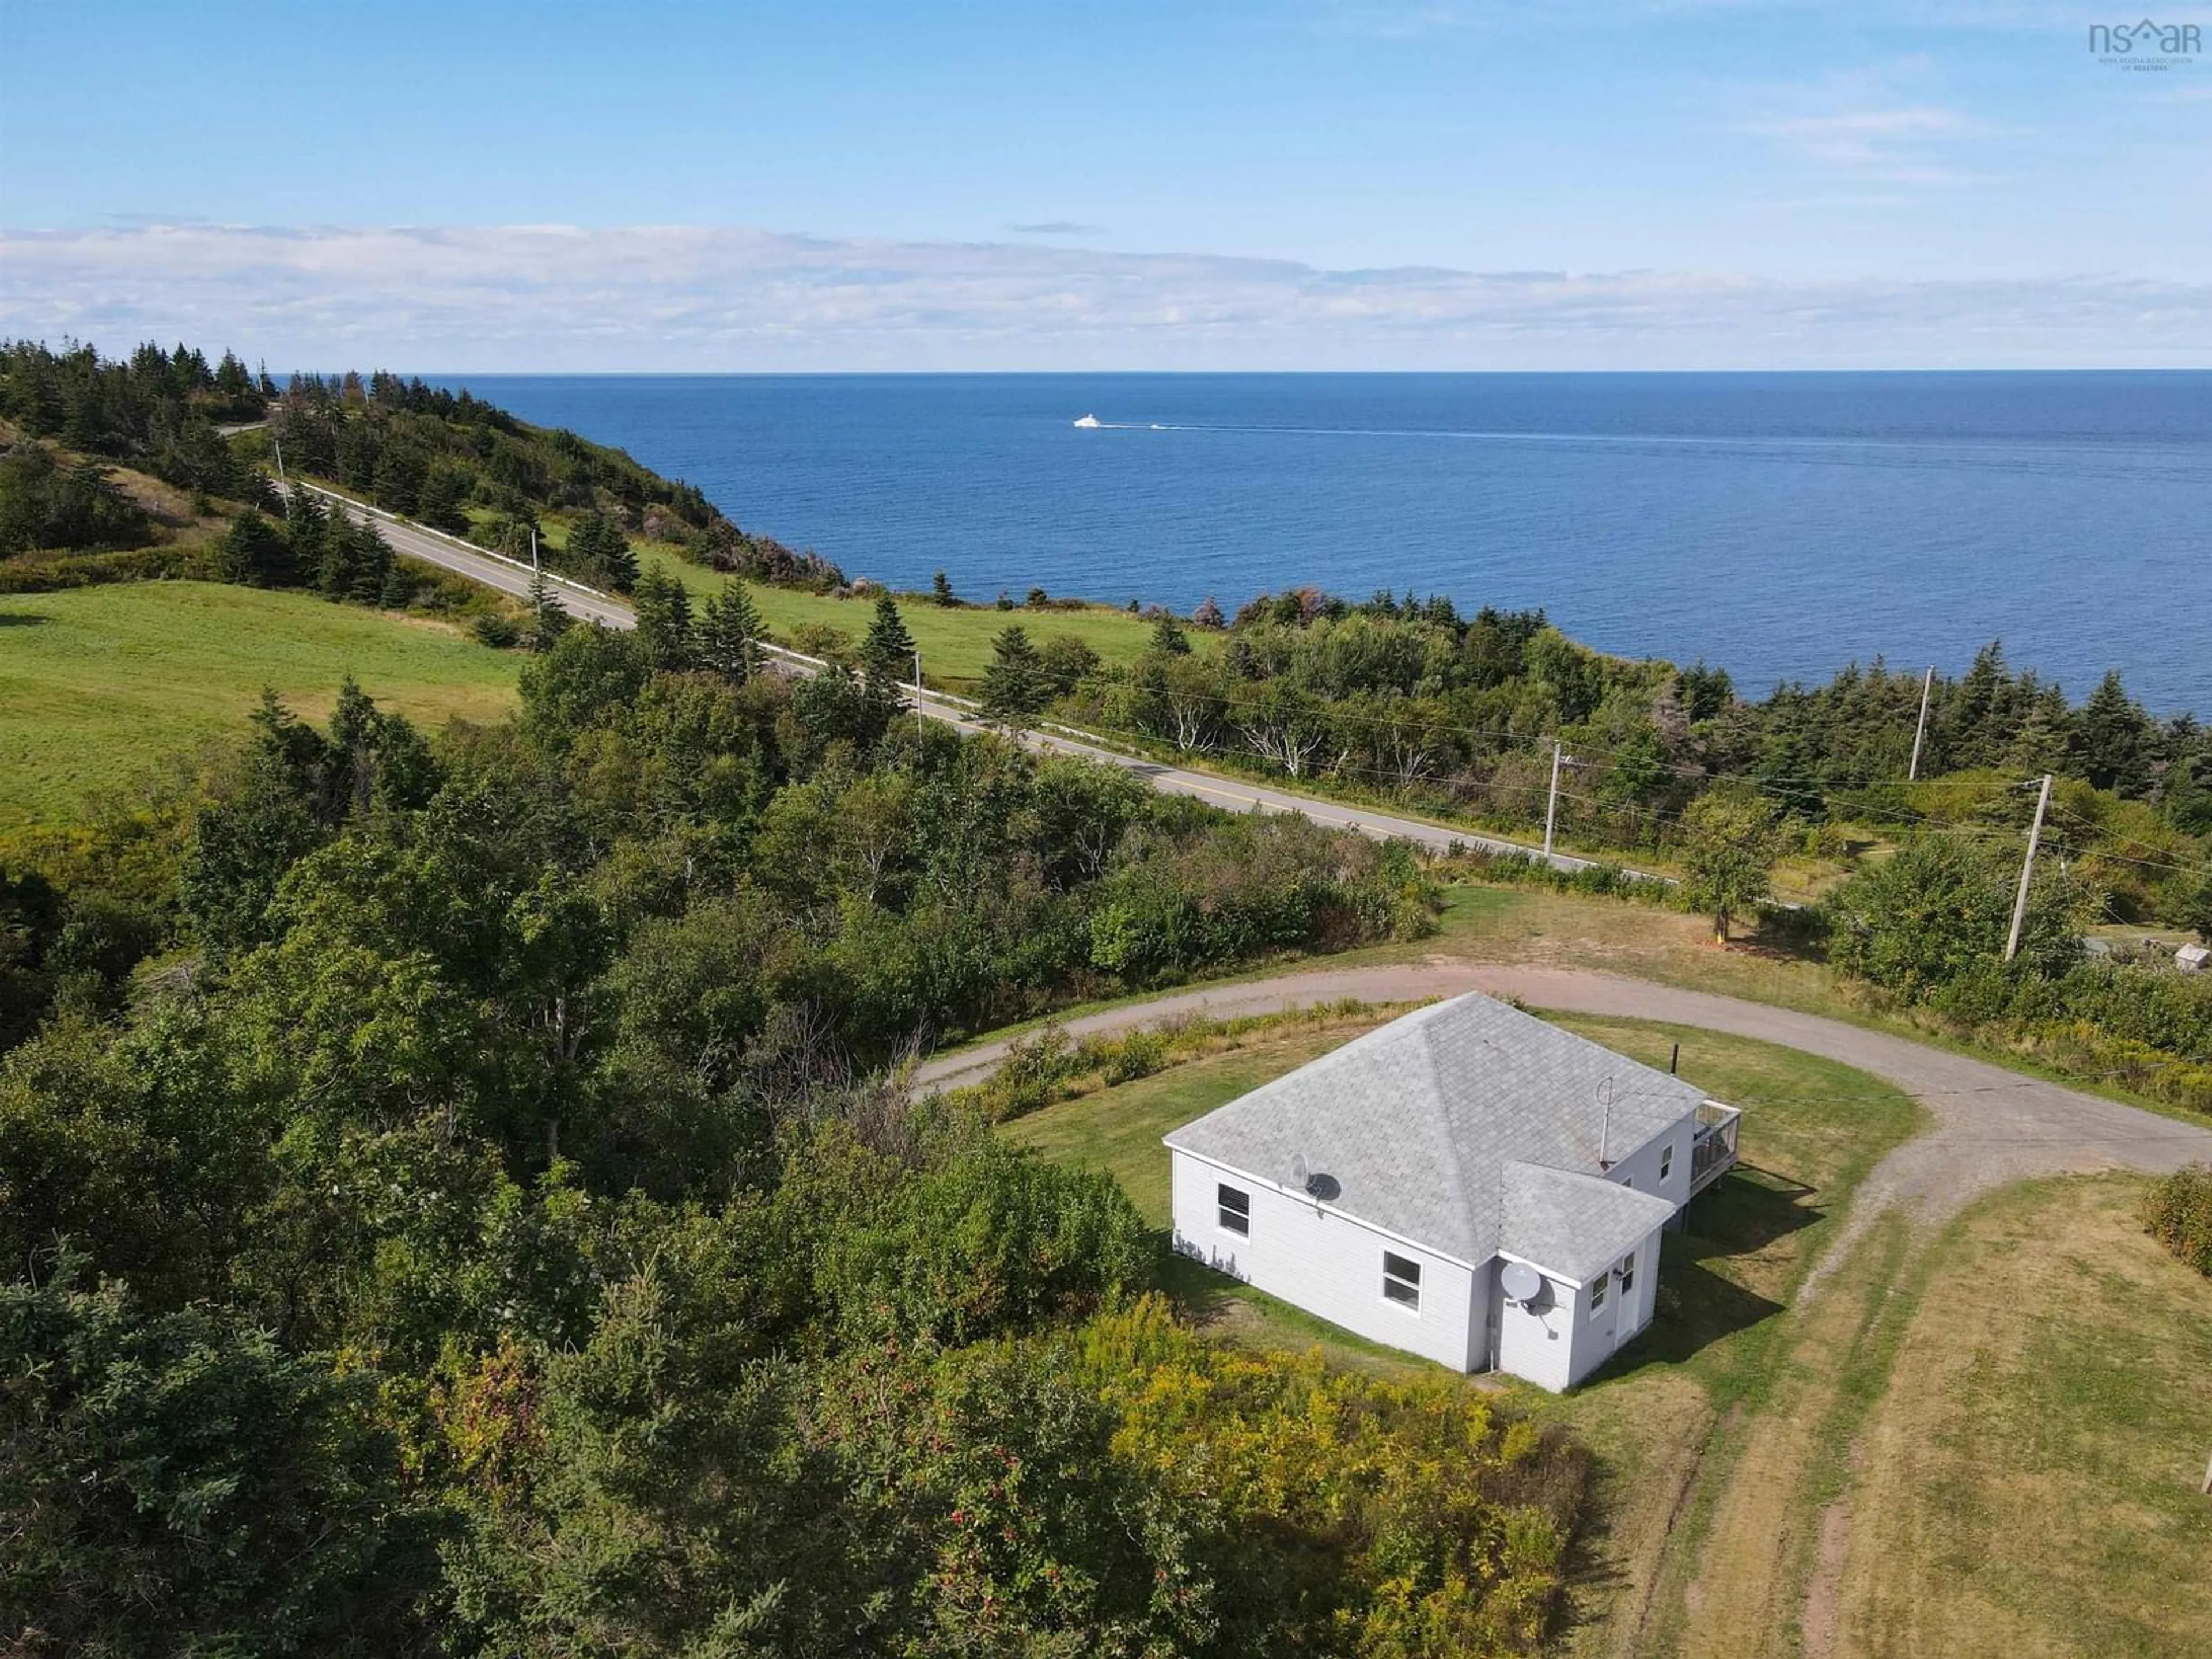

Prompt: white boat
[{"left": 1072, "top": 413, "right": 1101, "bottom": 427}]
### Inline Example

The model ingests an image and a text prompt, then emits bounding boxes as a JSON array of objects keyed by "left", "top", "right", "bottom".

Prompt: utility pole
[
  {"left": 2005, "top": 774, "right": 2054, "bottom": 962},
  {"left": 530, "top": 527, "right": 540, "bottom": 571},
  {"left": 1908, "top": 665, "right": 1934, "bottom": 781},
  {"left": 1543, "top": 740, "right": 1567, "bottom": 859},
  {"left": 272, "top": 434, "right": 289, "bottom": 495}
]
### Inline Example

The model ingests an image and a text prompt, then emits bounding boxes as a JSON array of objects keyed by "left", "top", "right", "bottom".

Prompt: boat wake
[{"left": 1062, "top": 418, "right": 2192, "bottom": 482}]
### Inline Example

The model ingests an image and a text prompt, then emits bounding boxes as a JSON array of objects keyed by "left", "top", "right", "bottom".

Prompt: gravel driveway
[{"left": 915, "top": 963, "right": 2212, "bottom": 1268}]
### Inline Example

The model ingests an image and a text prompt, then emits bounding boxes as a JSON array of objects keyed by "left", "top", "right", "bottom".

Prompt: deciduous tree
[{"left": 1680, "top": 787, "right": 1781, "bottom": 943}]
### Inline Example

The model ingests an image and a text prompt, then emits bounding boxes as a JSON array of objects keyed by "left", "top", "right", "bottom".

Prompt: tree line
[
  {"left": 988, "top": 586, "right": 2212, "bottom": 927},
  {"left": 0, "top": 338, "right": 270, "bottom": 509},
  {"left": 267, "top": 369, "right": 844, "bottom": 592}
]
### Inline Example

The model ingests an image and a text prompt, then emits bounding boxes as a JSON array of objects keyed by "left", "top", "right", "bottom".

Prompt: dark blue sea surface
[{"left": 440, "top": 373, "right": 2212, "bottom": 712}]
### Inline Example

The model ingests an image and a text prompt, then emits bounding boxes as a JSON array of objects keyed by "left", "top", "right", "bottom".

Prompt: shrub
[
  {"left": 788, "top": 620, "right": 852, "bottom": 663},
  {"left": 820, "top": 1140, "right": 1153, "bottom": 1343},
  {"left": 1827, "top": 833, "right": 2080, "bottom": 997},
  {"left": 470, "top": 612, "right": 521, "bottom": 648},
  {"left": 0, "top": 543, "right": 212, "bottom": 592},
  {"left": 971, "top": 1022, "right": 1083, "bottom": 1120},
  {"left": 1100, "top": 1027, "right": 1168, "bottom": 1084},
  {"left": 1450, "top": 847, "right": 1678, "bottom": 908},
  {"left": 2141, "top": 1164, "right": 2212, "bottom": 1276},
  {"left": 0, "top": 1268, "right": 434, "bottom": 1652}
]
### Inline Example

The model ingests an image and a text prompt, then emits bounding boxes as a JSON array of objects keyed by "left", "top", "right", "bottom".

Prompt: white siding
[
  {"left": 1167, "top": 1099, "right": 1702, "bottom": 1392},
  {"left": 1494, "top": 1222, "right": 1664, "bottom": 1391},
  {"left": 1602, "top": 1117, "right": 1694, "bottom": 1214},
  {"left": 1169, "top": 1149, "right": 1485, "bottom": 1372},
  {"left": 1495, "top": 1262, "right": 1574, "bottom": 1392}
]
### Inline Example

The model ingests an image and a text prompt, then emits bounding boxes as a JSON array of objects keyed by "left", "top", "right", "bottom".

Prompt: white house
[{"left": 1163, "top": 993, "right": 1741, "bottom": 1391}]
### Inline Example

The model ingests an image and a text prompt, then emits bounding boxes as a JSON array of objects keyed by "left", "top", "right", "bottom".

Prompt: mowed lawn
[
  {"left": 645, "top": 556, "right": 1171, "bottom": 685},
  {"left": 999, "top": 1011, "right": 1911, "bottom": 1654},
  {"left": 1005, "top": 1006, "right": 2211, "bottom": 1657},
  {"left": 1831, "top": 1173, "right": 2212, "bottom": 1658},
  {"left": 1001, "top": 1009, "right": 1924, "bottom": 1391},
  {"left": 0, "top": 582, "right": 520, "bottom": 833}
]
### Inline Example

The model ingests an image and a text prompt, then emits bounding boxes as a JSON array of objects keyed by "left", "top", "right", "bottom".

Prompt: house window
[
  {"left": 1660, "top": 1143, "right": 1674, "bottom": 1182},
  {"left": 1381, "top": 1251, "right": 1422, "bottom": 1311},
  {"left": 1217, "top": 1184, "right": 1250, "bottom": 1237},
  {"left": 1589, "top": 1271, "right": 1608, "bottom": 1315},
  {"left": 1616, "top": 1252, "right": 1636, "bottom": 1296}
]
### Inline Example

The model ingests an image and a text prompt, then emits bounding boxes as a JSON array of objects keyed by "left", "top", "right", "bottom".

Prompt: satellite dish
[{"left": 1501, "top": 1262, "right": 1543, "bottom": 1304}]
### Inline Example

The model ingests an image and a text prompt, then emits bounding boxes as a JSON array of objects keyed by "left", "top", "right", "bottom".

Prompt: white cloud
[
  {"left": 1, "top": 222, "right": 2205, "bottom": 370},
  {"left": 1749, "top": 103, "right": 1982, "bottom": 184}
]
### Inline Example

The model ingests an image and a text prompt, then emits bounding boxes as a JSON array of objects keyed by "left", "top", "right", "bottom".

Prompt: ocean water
[{"left": 441, "top": 373, "right": 2212, "bottom": 713}]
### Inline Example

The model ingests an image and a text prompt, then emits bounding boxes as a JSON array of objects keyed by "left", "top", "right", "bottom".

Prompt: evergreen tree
[
  {"left": 1945, "top": 642, "right": 2022, "bottom": 771},
  {"left": 695, "top": 582, "right": 762, "bottom": 682},
  {"left": 931, "top": 569, "right": 957, "bottom": 607},
  {"left": 860, "top": 593, "right": 918, "bottom": 714},
  {"left": 527, "top": 568, "right": 572, "bottom": 653},
  {"left": 631, "top": 567, "right": 695, "bottom": 671},
  {"left": 604, "top": 535, "right": 638, "bottom": 592},
  {"left": 378, "top": 560, "right": 414, "bottom": 610},
  {"left": 1149, "top": 615, "right": 1191, "bottom": 657},
  {"left": 1192, "top": 595, "right": 1225, "bottom": 630},
  {"left": 285, "top": 492, "right": 328, "bottom": 589},
  {"left": 215, "top": 509, "right": 292, "bottom": 588},
  {"left": 417, "top": 465, "right": 471, "bottom": 535},
  {"left": 176, "top": 692, "right": 331, "bottom": 955},
  {"left": 325, "top": 677, "right": 381, "bottom": 817},
  {"left": 979, "top": 626, "right": 1048, "bottom": 730},
  {"left": 2073, "top": 669, "right": 2153, "bottom": 795},
  {"left": 1677, "top": 660, "right": 1736, "bottom": 724},
  {"left": 346, "top": 517, "right": 393, "bottom": 607},
  {"left": 569, "top": 512, "right": 638, "bottom": 592},
  {"left": 314, "top": 506, "right": 357, "bottom": 599},
  {"left": 2179, "top": 873, "right": 2212, "bottom": 945}
]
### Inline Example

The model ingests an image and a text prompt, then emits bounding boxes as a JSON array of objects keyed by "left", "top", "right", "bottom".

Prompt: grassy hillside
[
  {"left": 0, "top": 582, "right": 518, "bottom": 834},
  {"left": 646, "top": 554, "right": 1171, "bottom": 684}
]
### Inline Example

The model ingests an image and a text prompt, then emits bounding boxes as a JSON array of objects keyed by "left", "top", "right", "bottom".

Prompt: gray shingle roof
[
  {"left": 1163, "top": 993, "right": 1707, "bottom": 1268},
  {"left": 1499, "top": 1163, "right": 1677, "bottom": 1284}
]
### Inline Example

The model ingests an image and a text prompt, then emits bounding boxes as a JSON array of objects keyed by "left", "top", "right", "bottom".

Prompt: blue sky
[{"left": 2, "top": 2, "right": 2206, "bottom": 368}]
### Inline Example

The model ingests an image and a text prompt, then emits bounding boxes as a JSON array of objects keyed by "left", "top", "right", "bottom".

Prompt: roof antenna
[{"left": 1598, "top": 1076, "right": 1614, "bottom": 1170}]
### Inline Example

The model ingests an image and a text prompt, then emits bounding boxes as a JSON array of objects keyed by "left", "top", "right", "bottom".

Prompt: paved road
[
  {"left": 298, "top": 486, "right": 2211, "bottom": 1251},
  {"left": 302, "top": 482, "right": 1626, "bottom": 872},
  {"left": 913, "top": 961, "right": 2212, "bottom": 1262}
]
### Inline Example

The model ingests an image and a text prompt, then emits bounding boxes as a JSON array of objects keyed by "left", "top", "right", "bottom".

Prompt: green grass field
[
  {"left": 475, "top": 495, "right": 1169, "bottom": 687},
  {"left": 0, "top": 582, "right": 521, "bottom": 835},
  {"left": 1830, "top": 1173, "right": 2212, "bottom": 1658},
  {"left": 642, "top": 556, "right": 1169, "bottom": 684}
]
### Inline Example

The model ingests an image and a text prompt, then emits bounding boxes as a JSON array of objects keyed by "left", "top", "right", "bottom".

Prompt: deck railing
[{"left": 1688, "top": 1101, "right": 1741, "bottom": 1195}]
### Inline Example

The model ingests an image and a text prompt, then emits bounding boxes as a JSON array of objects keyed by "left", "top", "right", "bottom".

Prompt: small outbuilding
[
  {"left": 2177, "top": 942, "right": 2209, "bottom": 974},
  {"left": 1164, "top": 993, "right": 1740, "bottom": 1391}
]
